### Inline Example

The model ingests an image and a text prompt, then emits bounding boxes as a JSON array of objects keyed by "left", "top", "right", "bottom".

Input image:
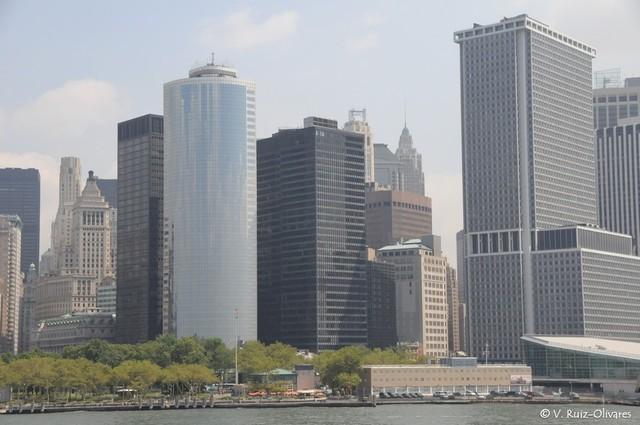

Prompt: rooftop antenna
[
  {"left": 403, "top": 100, "right": 407, "bottom": 128},
  {"left": 210, "top": 52, "right": 215, "bottom": 66}
]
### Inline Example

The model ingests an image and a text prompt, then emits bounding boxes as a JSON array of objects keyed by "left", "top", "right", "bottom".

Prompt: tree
[
  {"left": 201, "top": 337, "right": 234, "bottom": 374},
  {"left": 171, "top": 336, "right": 206, "bottom": 365},
  {"left": 113, "top": 360, "right": 161, "bottom": 401},
  {"left": 335, "top": 372, "right": 361, "bottom": 395},
  {"left": 238, "top": 341, "right": 275, "bottom": 374},
  {"left": 313, "top": 346, "right": 368, "bottom": 390}
]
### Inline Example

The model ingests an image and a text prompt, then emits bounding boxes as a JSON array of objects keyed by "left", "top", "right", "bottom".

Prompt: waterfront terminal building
[
  {"left": 522, "top": 335, "right": 640, "bottom": 396},
  {"left": 361, "top": 357, "right": 531, "bottom": 397}
]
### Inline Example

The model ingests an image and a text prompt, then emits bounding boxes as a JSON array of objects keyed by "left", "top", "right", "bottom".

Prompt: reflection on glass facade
[
  {"left": 523, "top": 337, "right": 640, "bottom": 381},
  {"left": 164, "top": 63, "right": 256, "bottom": 346}
]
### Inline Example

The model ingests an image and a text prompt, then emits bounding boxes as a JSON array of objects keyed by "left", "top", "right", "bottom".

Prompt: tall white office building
[
  {"left": 455, "top": 15, "right": 599, "bottom": 361},
  {"left": 0, "top": 215, "right": 23, "bottom": 354},
  {"left": 344, "top": 109, "right": 374, "bottom": 183},
  {"left": 50, "top": 157, "right": 82, "bottom": 274},
  {"left": 164, "top": 59, "right": 257, "bottom": 346}
]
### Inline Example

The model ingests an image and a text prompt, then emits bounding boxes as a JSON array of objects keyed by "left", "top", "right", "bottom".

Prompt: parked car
[
  {"left": 433, "top": 391, "right": 450, "bottom": 399},
  {"left": 378, "top": 392, "right": 387, "bottom": 398}
]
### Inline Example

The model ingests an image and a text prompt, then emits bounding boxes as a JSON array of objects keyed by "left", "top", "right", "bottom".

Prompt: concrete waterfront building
[
  {"left": 19, "top": 263, "right": 37, "bottom": 352},
  {"left": 593, "top": 76, "right": 640, "bottom": 128},
  {"left": 366, "top": 249, "right": 397, "bottom": 348},
  {"left": 0, "top": 168, "right": 40, "bottom": 274},
  {"left": 116, "top": 114, "right": 164, "bottom": 343},
  {"left": 361, "top": 358, "right": 532, "bottom": 397},
  {"left": 31, "top": 312, "right": 115, "bottom": 354},
  {"left": 50, "top": 157, "right": 82, "bottom": 274},
  {"left": 0, "top": 215, "right": 23, "bottom": 354},
  {"left": 596, "top": 119, "right": 640, "bottom": 255},
  {"left": 344, "top": 109, "right": 374, "bottom": 183},
  {"left": 164, "top": 59, "right": 256, "bottom": 345},
  {"left": 365, "top": 190, "right": 432, "bottom": 249},
  {"left": 257, "top": 117, "right": 367, "bottom": 351},
  {"left": 377, "top": 240, "right": 448, "bottom": 358},
  {"left": 455, "top": 15, "right": 598, "bottom": 361}
]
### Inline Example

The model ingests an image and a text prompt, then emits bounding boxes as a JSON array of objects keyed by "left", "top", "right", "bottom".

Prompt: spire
[{"left": 403, "top": 101, "right": 407, "bottom": 129}]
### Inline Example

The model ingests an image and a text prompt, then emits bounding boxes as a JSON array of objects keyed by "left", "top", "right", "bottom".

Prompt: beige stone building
[
  {"left": 34, "top": 274, "right": 98, "bottom": 322},
  {"left": 31, "top": 312, "right": 115, "bottom": 354},
  {"left": 378, "top": 240, "right": 448, "bottom": 358},
  {"left": 0, "top": 215, "right": 23, "bottom": 354},
  {"left": 366, "top": 190, "right": 432, "bottom": 249},
  {"left": 361, "top": 361, "right": 532, "bottom": 396}
]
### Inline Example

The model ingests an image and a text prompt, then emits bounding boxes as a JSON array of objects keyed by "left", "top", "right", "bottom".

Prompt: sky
[{"left": 1, "top": 0, "right": 639, "bottom": 266}]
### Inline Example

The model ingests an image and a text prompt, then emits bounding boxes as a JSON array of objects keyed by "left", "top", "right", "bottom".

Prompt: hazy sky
[{"left": 1, "top": 0, "right": 639, "bottom": 265}]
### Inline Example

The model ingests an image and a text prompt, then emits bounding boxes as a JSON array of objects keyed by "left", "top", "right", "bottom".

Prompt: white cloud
[
  {"left": 363, "top": 13, "right": 384, "bottom": 27},
  {"left": 1, "top": 79, "right": 129, "bottom": 254},
  {"left": 346, "top": 32, "right": 378, "bottom": 50},
  {"left": 427, "top": 173, "right": 463, "bottom": 268},
  {"left": 0, "top": 151, "right": 59, "bottom": 255},
  {"left": 199, "top": 9, "right": 299, "bottom": 50}
]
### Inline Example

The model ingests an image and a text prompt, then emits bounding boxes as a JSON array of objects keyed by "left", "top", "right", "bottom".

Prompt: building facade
[
  {"left": 395, "top": 125, "right": 425, "bottom": 196},
  {"left": 361, "top": 360, "right": 532, "bottom": 396},
  {"left": 446, "top": 266, "right": 461, "bottom": 354},
  {"left": 31, "top": 312, "right": 115, "bottom": 354},
  {"left": 0, "top": 168, "right": 40, "bottom": 274},
  {"left": 596, "top": 120, "right": 640, "bottom": 255},
  {"left": 0, "top": 215, "right": 23, "bottom": 354},
  {"left": 365, "top": 190, "right": 433, "bottom": 249},
  {"left": 344, "top": 109, "right": 374, "bottom": 183},
  {"left": 164, "top": 61, "right": 256, "bottom": 345},
  {"left": 366, "top": 254, "right": 397, "bottom": 348},
  {"left": 97, "top": 276, "right": 116, "bottom": 314},
  {"left": 34, "top": 274, "right": 98, "bottom": 322},
  {"left": 455, "top": 15, "right": 597, "bottom": 361},
  {"left": 593, "top": 77, "right": 640, "bottom": 129},
  {"left": 257, "top": 118, "right": 368, "bottom": 351},
  {"left": 116, "top": 114, "right": 164, "bottom": 343},
  {"left": 377, "top": 240, "right": 448, "bottom": 358},
  {"left": 19, "top": 263, "right": 37, "bottom": 353}
]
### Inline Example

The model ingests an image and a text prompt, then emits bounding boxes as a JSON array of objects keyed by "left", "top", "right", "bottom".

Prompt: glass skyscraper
[
  {"left": 455, "top": 15, "right": 598, "bottom": 361},
  {"left": 116, "top": 114, "right": 164, "bottom": 343},
  {"left": 0, "top": 168, "right": 40, "bottom": 274},
  {"left": 257, "top": 118, "right": 367, "bottom": 351},
  {"left": 164, "top": 61, "right": 256, "bottom": 346}
]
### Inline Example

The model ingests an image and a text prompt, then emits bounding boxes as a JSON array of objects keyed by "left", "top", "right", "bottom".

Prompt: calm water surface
[{"left": 2, "top": 404, "right": 638, "bottom": 425}]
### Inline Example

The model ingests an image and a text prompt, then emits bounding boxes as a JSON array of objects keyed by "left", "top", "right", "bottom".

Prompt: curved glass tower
[{"left": 164, "top": 62, "right": 256, "bottom": 346}]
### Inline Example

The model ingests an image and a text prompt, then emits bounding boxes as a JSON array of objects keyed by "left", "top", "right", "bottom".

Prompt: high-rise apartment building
[
  {"left": 344, "top": 109, "right": 374, "bottom": 183},
  {"left": 593, "top": 77, "right": 640, "bottom": 128},
  {"left": 164, "top": 60, "right": 256, "bottom": 345},
  {"left": 0, "top": 169, "right": 40, "bottom": 274},
  {"left": 116, "top": 114, "right": 164, "bottom": 343},
  {"left": 257, "top": 118, "right": 367, "bottom": 351},
  {"left": 455, "top": 15, "right": 598, "bottom": 361},
  {"left": 365, "top": 190, "right": 432, "bottom": 249},
  {"left": 0, "top": 215, "right": 23, "bottom": 354},
  {"left": 377, "top": 240, "right": 448, "bottom": 358},
  {"left": 597, "top": 119, "right": 640, "bottom": 255}
]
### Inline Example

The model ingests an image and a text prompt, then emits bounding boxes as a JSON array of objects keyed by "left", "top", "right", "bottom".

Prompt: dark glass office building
[
  {"left": 115, "top": 114, "right": 164, "bottom": 343},
  {"left": 366, "top": 259, "right": 397, "bottom": 348},
  {"left": 96, "top": 179, "right": 118, "bottom": 208},
  {"left": 0, "top": 168, "right": 40, "bottom": 273},
  {"left": 258, "top": 118, "right": 367, "bottom": 351}
]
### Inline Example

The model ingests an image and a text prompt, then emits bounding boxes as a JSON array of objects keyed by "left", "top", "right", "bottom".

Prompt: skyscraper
[
  {"left": 0, "top": 215, "right": 23, "bottom": 354},
  {"left": 50, "top": 157, "right": 82, "bottom": 274},
  {"left": 597, "top": 119, "right": 640, "bottom": 254},
  {"left": 365, "top": 250, "right": 397, "bottom": 349},
  {"left": 455, "top": 15, "right": 598, "bottom": 361},
  {"left": 19, "top": 263, "right": 36, "bottom": 353},
  {"left": 395, "top": 125, "right": 425, "bottom": 196},
  {"left": 257, "top": 118, "right": 368, "bottom": 351},
  {"left": 365, "top": 189, "right": 432, "bottom": 249},
  {"left": 116, "top": 114, "right": 165, "bottom": 343},
  {"left": 0, "top": 168, "right": 40, "bottom": 274},
  {"left": 593, "top": 76, "right": 640, "bottom": 128},
  {"left": 164, "top": 60, "right": 256, "bottom": 345},
  {"left": 344, "top": 109, "right": 374, "bottom": 183}
]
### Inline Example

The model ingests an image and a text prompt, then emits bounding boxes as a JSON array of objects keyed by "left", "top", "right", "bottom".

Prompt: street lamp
[{"left": 234, "top": 308, "right": 239, "bottom": 385}]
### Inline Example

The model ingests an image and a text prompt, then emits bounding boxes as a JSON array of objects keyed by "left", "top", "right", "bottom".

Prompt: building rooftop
[
  {"left": 522, "top": 335, "right": 640, "bottom": 362},
  {"left": 453, "top": 14, "right": 596, "bottom": 57}
]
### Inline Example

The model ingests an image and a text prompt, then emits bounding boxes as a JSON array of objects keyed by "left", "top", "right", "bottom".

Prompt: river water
[{"left": 1, "top": 404, "right": 638, "bottom": 425}]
